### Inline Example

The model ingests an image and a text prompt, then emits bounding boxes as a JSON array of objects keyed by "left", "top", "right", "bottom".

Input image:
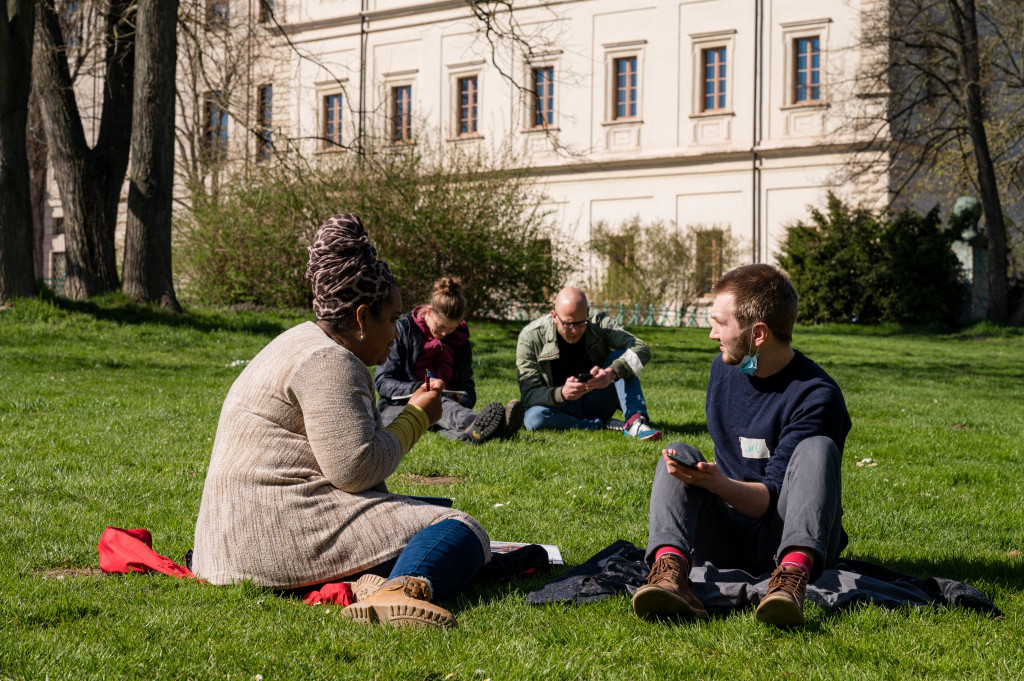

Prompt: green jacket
[{"left": 515, "top": 310, "right": 651, "bottom": 409}]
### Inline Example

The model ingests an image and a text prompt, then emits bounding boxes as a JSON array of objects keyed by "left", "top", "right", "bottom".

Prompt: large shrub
[
  {"left": 777, "top": 194, "right": 966, "bottom": 324},
  {"left": 175, "top": 143, "right": 576, "bottom": 314},
  {"left": 588, "top": 218, "right": 740, "bottom": 308}
]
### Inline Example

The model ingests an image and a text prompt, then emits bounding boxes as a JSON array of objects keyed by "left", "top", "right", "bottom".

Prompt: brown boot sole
[
  {"left": 755, "top": 595, "right": 805, "bottom": 628},
  {"left": 632, "top": 584, "right": 709, "bottom": 621},
  {"left": 341, "top": 601, "right": 457, "bottom": 629}
]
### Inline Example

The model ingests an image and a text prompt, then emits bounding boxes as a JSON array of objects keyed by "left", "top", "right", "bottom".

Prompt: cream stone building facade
[{"left": 44, "top": 0, "right": 913, "bottom": 294}]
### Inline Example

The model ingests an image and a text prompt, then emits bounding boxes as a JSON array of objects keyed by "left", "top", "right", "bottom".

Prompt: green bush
[
  {"left": 588, "top": 218, "right": 740, "bottom": 308},
  {"left": 175, "top": 142, "right": 576, "bottom": 314},
  {"left": 176, "top": 172, "right": 316, "bottom": 309},
  {"left": 777, "top": 194, "right": 966, "bottom": 325}
]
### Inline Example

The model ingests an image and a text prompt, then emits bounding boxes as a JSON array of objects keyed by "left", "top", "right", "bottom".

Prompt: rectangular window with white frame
[
  {"left": 323, "top": 93, "right": 343, "bottom": 149},
  {"left": 695, "top": 228, "right": 725, "bottom": 294},
  {"left": 532, "top": 66, "right": 555, "bottom": 128},
  {"left": 457, "top": 75, "right": 479, "bottom": 137},
  {"left": 257, "top": 84, "right": 272, "bottom": 160},
  {"left": 689, "top": 30, "right": 736, "bottom": 116},
  {"left": 613, "top": 56, "right": 638, "bottom": 120},
  {"left": 392, "top": 85, "right": 412, "bottom": 143},
  {"left": 781, "top": 19, "right": 830, "bottom": 107},
  {"left": 702, "top": 47, "right": 727, "bottom": 112},
  {"left": 203, "top": 92, "right": 228, "bottom": 163},
  {"left": 794, "top": 36, "right": 821, "bottom": 103}
]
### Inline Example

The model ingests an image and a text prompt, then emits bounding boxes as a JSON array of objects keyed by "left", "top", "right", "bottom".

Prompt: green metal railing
[
  {"left": 485, "top": 301, "right": 712, "bottom": 328},
  {"left": 42, "top": 276, "right": 66, "bottom": 296}
]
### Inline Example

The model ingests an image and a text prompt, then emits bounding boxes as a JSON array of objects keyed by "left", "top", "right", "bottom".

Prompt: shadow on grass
[
  {"left": 40, "top": 290, "right": 302, "bottom": 337},
  {"left": 798, "top": 320, "right": 1024, "bottom": 339},
  {"left": 843, "top": 552, "right": 1017, "bottom": 592},
  {"left": 656, "top": 422, "right": 709, "bottom": 439},
  {"left": 827, "top": 357, "right": 1024, "bottom": 382},
  {"left": 459, "top": 570, "right": 561, "bottom": 612}
]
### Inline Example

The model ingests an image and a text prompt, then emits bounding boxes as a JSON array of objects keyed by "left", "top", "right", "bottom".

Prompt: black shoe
[
  {"left": 501, "top": 399, "right": 524, "bottom": 439},
  {"left": 458, "top": 402, "right": 505, "bottom": 444}
]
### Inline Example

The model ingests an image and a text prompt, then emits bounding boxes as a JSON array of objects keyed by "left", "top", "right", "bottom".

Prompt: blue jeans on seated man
[
  {"left": 523, "top": 349, "right": 649, "bottom": 431},
  {"left": 358, "top": 519, "right": 485, "bottom": 601}
]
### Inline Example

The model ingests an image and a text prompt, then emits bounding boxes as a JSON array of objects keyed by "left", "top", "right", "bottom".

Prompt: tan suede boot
[
  {"left": 341, "top": 576, "right": 456, "bottom": 629},
  {"left": 351, "top": 573, "right": 386, "bottom": 602}
]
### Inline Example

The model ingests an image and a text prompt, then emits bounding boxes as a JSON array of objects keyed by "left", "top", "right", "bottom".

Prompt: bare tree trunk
[
  {"left": 0, "top": 0, "right": 37, "bottom": 302},
  {"left": 32, "top": 0, "right": 135, "bottom": 299},
  {"left": 948, "top": 0, "right": 1009, "bottom": 323},
  {"left": 28, "top": 85, "right": 48, "bottom": 281},
  {"left": 123, "top": 0, "right": 182, "bottom": 311}
]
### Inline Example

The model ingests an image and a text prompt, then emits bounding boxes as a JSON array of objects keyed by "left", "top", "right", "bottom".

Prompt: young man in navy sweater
[{"left": 632, "top": 264, "right": 851, "bottom": 627}]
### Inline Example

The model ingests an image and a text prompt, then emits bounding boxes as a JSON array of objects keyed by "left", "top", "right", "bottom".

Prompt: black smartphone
[
  {"left": 666, "top": 449, "right": 699, "bottom": 469},
  {"left": 575, "top": 372, "right": 593, "bottom": 382}
]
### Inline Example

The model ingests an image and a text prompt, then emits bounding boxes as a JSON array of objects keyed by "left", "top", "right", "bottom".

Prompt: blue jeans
[
  {"left": 387, "top": 519, "right": 484, "bottom": 601},
  {"left": 524, "top": 349, "right": 649, "bottom": 431}
]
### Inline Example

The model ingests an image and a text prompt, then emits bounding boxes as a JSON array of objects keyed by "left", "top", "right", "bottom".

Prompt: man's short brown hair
[{"left": 711, "top": 264, "right": 798, "bottom": 343}]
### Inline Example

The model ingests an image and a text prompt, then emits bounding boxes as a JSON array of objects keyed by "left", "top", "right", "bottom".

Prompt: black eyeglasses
[{"left": 555, "top": 316, "right": 588, "bottom": 331}]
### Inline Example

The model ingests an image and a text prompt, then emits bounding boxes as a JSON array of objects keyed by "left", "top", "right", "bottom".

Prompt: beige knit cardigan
[{"left": 193, "top": 321, "right": 490, "bottom": 588}]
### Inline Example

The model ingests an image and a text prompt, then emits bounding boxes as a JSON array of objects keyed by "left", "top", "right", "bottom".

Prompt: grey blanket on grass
[{"left": 525, "top": 540, "right": 1001, "bottom": 616}]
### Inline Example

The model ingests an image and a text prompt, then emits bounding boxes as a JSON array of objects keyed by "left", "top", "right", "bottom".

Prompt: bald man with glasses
[{"left": 515, "top": 287, "right": 660, "bottom": 440}]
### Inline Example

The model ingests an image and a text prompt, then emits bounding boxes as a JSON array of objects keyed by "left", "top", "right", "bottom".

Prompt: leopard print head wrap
[{"left": 305, "top": 214, "right": 394, "bottom": 322}]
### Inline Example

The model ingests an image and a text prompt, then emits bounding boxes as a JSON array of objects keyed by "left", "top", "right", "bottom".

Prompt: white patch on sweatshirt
[{"left": 739, "top": 437, "right": 771, "bottom": 459}]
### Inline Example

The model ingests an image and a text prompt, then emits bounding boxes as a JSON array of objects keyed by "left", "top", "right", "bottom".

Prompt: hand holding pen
[{"left": 410, "top": 369, "right": 444, "bottom": 423}]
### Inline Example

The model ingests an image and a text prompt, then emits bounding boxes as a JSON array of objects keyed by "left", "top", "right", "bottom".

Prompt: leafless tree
[
  {"left": 175, "top": 0, "right": 290, "bottom": 202},
  {"left": 848, "top": 0, "right": 1024, "bottom": 324},
  {"left": 32, "top": 0, "right": 135, "bottom": 299},
  {"left": 0, "top": 0, "right": 37, "bottom": 302},
  {"left": 123, "top": 0, "right": 182, "bottom": 311},
  {"left": 28, "top": 84, "right": 49, "bottom": 282}
]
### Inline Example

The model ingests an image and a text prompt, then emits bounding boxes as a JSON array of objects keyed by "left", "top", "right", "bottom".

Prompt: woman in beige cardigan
[{"left": 192, "top": 214, "right": 489, "bottom": 629}]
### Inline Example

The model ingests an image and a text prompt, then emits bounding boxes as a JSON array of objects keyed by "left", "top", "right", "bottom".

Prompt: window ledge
[
  {"left": 781, "top": 102, "right": 829, "bottom": 111},
  {"left": 447, "top": 134, "right": 484, "bottom": 142},
  {"left": 689, "top": 110, "right": 735, "bottom": 119},
  {"left": 521, "top": 126, "right": 561, "bottom": 134},
  {"left": 601, "top": 118, "right": 643, "bottom": 127}
]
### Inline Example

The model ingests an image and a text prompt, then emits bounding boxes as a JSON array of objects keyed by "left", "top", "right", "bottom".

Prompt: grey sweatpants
[
  {"left": 645, "top": 435, "right": 846, "bottom": 582},
  {"left": 380, "top": 397, "right": 477, "bottom": 441}
]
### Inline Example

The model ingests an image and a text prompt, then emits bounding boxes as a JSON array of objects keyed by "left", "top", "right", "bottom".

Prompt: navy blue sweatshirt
[{"left": 705, "top": 350, "right": 851, "bottom": 510}]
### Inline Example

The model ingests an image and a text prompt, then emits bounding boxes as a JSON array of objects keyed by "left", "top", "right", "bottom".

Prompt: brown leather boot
[
  {"left": 341, "top": 576, "right": 456, "bottom": 628},
  {"left": 631, "top": 554, "right": 708, "bottom": 620},
  {"left": 755, "top": 564, "right": 808, "bottom": 628}
]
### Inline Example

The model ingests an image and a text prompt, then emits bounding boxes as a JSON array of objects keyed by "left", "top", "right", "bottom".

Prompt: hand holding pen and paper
[{"left": 408, "top": 370, "right": 445, "bottom": 424}]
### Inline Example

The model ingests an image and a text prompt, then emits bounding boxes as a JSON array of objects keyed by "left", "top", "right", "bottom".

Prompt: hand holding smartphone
[
  {"left": 665, "top": 449, "right": 699, "bottom": 469},
  {"left": 575, "top": 372, "right": 593, "bottom": 383}
]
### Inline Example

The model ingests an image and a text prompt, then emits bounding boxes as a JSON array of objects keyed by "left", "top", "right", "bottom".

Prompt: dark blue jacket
[{"left": 374, "top": 314, "right": 476, "bottom": 410}]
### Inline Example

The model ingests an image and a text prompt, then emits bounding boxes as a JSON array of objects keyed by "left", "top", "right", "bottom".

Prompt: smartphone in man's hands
[
  {"left": 575, "top": 372, "right": 593, "bottom": 382},
  {"left": 666, "top": 449, "right": 699, "bottom": 469}
]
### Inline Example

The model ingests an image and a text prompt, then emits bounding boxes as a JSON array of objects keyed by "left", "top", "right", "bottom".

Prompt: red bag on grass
[
  {"left": 96, "top": 526, "right": 354, "bottom": 605},
  {"left": 97, "top": 526, "right": 196, "bottom": 579}
]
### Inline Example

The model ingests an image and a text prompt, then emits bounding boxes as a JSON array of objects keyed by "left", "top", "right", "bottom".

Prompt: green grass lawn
[{"left": 1, "top": 294, "right": 1022, "bottom": 680}]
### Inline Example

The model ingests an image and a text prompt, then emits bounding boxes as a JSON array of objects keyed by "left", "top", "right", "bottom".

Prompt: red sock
[
  {"left": 780, "top": 550, "right": 813, "bottom": 576},
  {"left": 654, "top": 545, "right": 689, "bottom": 570}
]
